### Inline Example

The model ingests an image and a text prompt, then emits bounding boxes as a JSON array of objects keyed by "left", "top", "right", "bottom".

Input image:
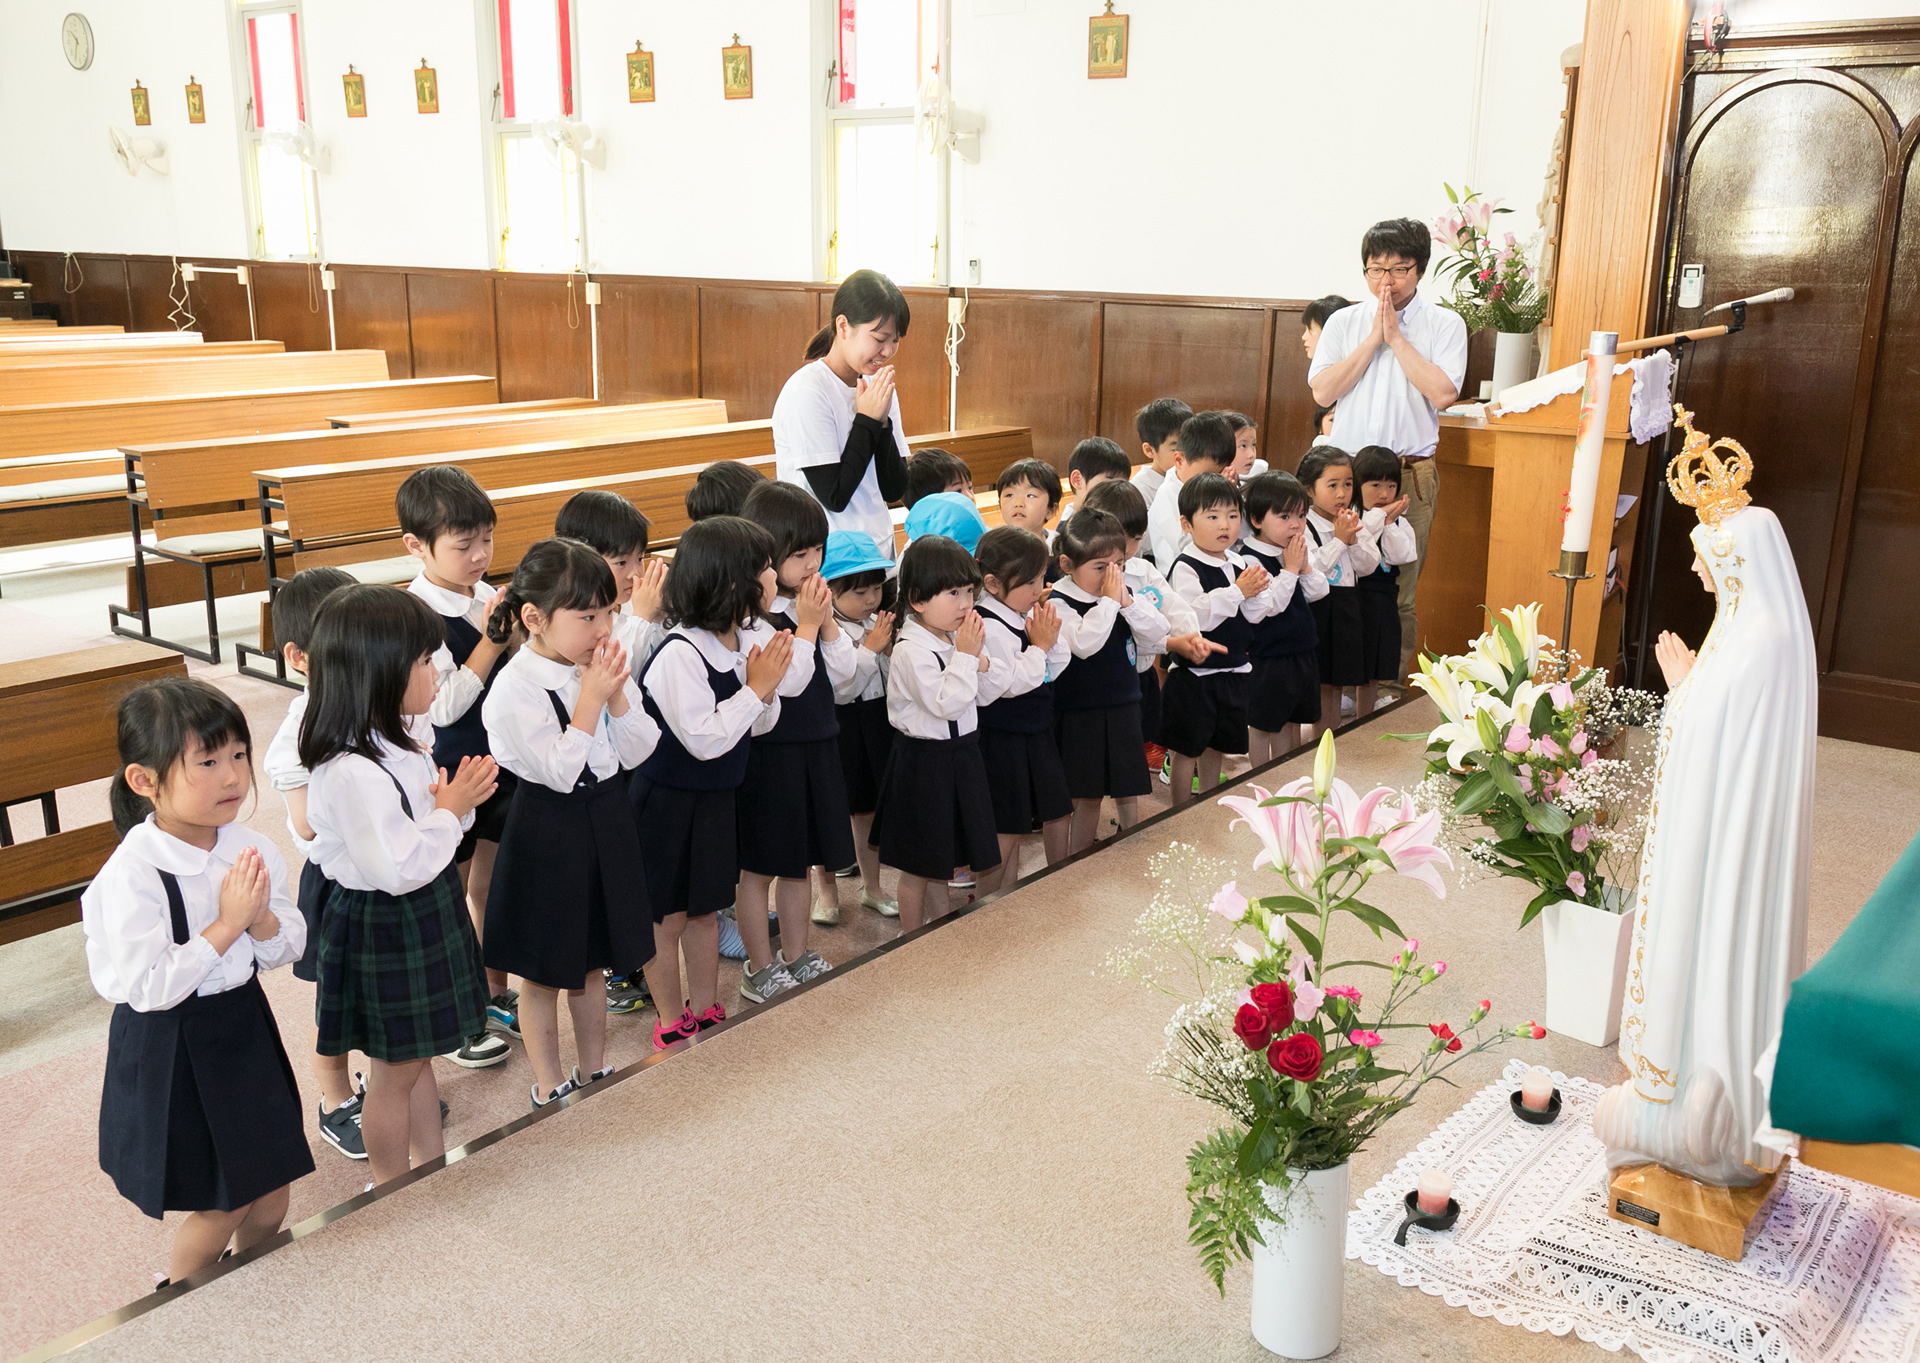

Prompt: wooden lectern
[{"left": 1417, "top": 368, "right": 1645, "bottom": 673}]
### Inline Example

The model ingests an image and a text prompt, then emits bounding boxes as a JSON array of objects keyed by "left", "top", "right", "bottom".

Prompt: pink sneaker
[
  {"left": 694, "top": 1004, "right": 728, "bottom": 1032},
  {"left": 653, "top": 1008, "right": 698, "bottom": 1050}
]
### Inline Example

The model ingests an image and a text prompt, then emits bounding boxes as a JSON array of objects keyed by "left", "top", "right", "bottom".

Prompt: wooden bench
[
  {"left": 113, "top": 395, "right": 717, "bottom": 662},
  {"left": 0, "top": 340, "right": 284, "bottom": 366},
  {"left": 0, "top": 325, "right": 133, "bottom": 339},
  {"left": 0, "top": 642, "right": 187, "bottom": 946},
  {"left": 0, "top": 348, "right": 387, "bottom": 405},
  {"left": 329, "top": 397, "right": 595, "bottom": 428}
]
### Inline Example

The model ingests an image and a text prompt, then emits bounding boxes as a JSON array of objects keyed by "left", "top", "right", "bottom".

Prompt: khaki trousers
[{"left": 1396, "top": 455, "right": 1439, "bottom": 681}]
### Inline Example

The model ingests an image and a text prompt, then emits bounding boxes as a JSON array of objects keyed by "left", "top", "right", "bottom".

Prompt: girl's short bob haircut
[
  {"left": 487, "top": 537, "right": 617, "bottom": 645},
  {"left": 896, "top": 533, "right": 983, "bottom": 612},
  {"left": 1351, "top": 444, "right": 1404, "bottom": 490},
  {"left": 1177, "top": 471, "right": 1243, "bottom": 522},
  {"left": 1080, "top": 477, "right": 1148, "bottom": 539},
  {"left": 975, "top": 525, "right": 1049, "bottom": 593},
  {"left": 1056, "top": 508, "right": 1128, "bottom": 569},
  {"left": 1295, "top": 444, "right": 1354, "bottom": 493},
  {"left": 554, "top": 489, "right": 649, "bottom": 559},
  {"left": 1242, "top": 471, "right": 1312, "bottom": 526},
  {"left": 109, "top": 678, "right": 254, "bottom": 836},
  {"left": 664, "top": 516, "right": 775, "bottom": 634},
  {"left": 806, "top": 268, "right": 910, "bottom": 362},
  {"left": 740, "top": 479, "right": 830, "bottom": 567},
  {"left": 299, "top": 584, "right": 446, "bottom": 771}
]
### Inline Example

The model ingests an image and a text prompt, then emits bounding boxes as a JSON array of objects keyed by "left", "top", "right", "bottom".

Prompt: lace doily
[{"left": 1348, "top": 1059, "right": 1920, "bottom": 1363}]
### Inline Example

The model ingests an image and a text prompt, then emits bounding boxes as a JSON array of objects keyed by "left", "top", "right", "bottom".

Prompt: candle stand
[
  {"left": 1393, "top": 1190, "right": 1461, "bottom": 1246},
  {"left": 1551, "top": 551, "right": 1591, "bottom": 680}
]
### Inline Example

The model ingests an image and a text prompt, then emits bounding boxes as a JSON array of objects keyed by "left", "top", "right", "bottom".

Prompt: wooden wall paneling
[
  {"left": 330, "top": 268, "right": 414, "bottom": 379},
  {"left": 1095, "top": 302, "right": 1269, "bottom": 460},
  {"left": 493, "top": 274, "right": 594, "bottom": 402},
  {"left": 9, "top": 253, "right": 62, "bottom": 320},
  {"left": 953, "top": 293, "right": 1099, "bottom": 468},
  {"left": 66, "top": 255, "right": 133, "bottom": 328},
  {"left": 407, "top": 271, "right": 498, "bottom": 379},
  {"left": 1548, "top": 0, "right": 1691, "bottom": 370},
  {"left": 1263, "top": 307, "right": 1314, "bottom": 471},
  {"left": 186, "top": 265, "right": 256, "bottom": 342},
  {"left": 699, "top": 285, "right": 818, "bottom": 422},
  {"left": 596, "top": 279, "right": 699, "bottom": 405},
  {"left": 1423, "top": 431, "right": 1496, "bottom": 661},
  {"left": 249, "top": 262, "right": 333, "bottom": 352},
  {"left": 125, "top": 259, "right": 182, "bottom": 333}
]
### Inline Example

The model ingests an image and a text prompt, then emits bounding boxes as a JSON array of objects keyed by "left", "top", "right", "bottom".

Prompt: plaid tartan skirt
[{"left": 314, "top": 863, "right": 489, "bottom": 1062}]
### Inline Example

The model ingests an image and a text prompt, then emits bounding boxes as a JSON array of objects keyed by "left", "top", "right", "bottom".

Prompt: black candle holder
[
  {"left": 1510, "top": 1088, "right": 1563, "bottom": 1125},
  {"left": 1393, "top": 1189, "right": 1460, "bottom": 1246}
]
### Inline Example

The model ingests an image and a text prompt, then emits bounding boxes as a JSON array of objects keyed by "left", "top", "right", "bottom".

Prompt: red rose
[
  {"left": 1429, "top": 1022, "right": 1463, "bottom": 1053},
  {"left": 1249, "top": 981, "right": 1294, "bottom": 1030},
  {"left": 1232, "top": 1004, "right": 1271, "bottom": 1050},
  {"left": 1267, "top": 1031, "right": 1324, "bottom": 1082}
]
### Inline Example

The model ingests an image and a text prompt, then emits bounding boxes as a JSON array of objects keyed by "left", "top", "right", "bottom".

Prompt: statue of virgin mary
[{"left": 1592, "top": 412, "right": 1817, "bottom": 1188}]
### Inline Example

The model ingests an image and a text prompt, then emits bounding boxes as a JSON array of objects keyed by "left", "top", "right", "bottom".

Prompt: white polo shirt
[{"left": 1307, "top": 292, "right": 1468, "bottom": 460}]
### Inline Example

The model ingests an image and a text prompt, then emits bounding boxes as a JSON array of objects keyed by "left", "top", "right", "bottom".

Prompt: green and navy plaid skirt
[{"left": 314, "top": 863, "right": 489, "bottom": 1062}]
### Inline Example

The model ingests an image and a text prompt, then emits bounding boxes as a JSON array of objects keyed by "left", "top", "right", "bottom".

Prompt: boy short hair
[
  {"left": 1302, "top": 295, "right": 1352, "bottom": 331},
  {"left": 1080, "top": 477, "right": 1148, "bottom": 538},
  {"left": 397, "top": 465, "right": 495, "bottom": 546},
  {"left": 1178, "top": 471, "right": 1242, "bottom": 522},
  {"left": 1242, "top": 471, "right": 1311, "bottom": 525},
  {"left": 896, "top": 533, "right": 982, "bottom": 611},
  {"left": 1056, "top": 508, "right": 1127, "bottom": 568},
  {"left": 1352, "top": 445, "right": 1404, "bottom": 489},
  {"left": 1177, "top": 411, "right": 1235, "bottom": 470},
  {"left": 975, "top": 525, "right": 1049, "bottom": 592},
  {"left": 554, "top": 489, "right": 649, "bottom": 558},
  {"left": 271, "top": 566, "right": 356, "bottom": 654},
  {"left": 685, "top": 460, "right": 764, "bottom": 522},
  {"left": 1295, "top": 445, "right": 1354, "bottom": 492},
  {"left": 1359, "top": 218, "right": 1431, "bottom": 276},
  {"left": 740, "top": 479, "right": 830, "bottom": 565},
  {"left": 995, "top": 458, "right": 1062, "bottom": 511},
  {"left": 1134, "top": 397, "right": 1192, "bottom": 451},
  {"left": 904, "top": 447, "right": 970, "bottom": 508},
  {"left": 1068, "top": 436, "right": 1131, "bottom": 485}
]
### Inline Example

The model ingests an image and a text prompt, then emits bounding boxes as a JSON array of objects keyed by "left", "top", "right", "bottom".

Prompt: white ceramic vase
[
  {"left": 1540, "top": 891, "right": 1635, "bottom": 1046},
  {"left": 1251, "top": 1163, "right": 1350, "bottom": 1359},
  {"left": 1491, "top": 329, "right": 1535, "bottom": 403}
]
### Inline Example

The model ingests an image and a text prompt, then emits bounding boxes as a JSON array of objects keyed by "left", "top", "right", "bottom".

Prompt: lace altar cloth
[{"left": 1347, "top": 1060, "right": 1920, "bottom": 1363}]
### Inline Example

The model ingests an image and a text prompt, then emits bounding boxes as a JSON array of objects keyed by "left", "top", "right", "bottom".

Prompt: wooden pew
[
  {"left": 113, "top": 396, "right": 718, "bottom": 662},
  {"left": 330, "top": 397, "right": 595, "bottom": 428},
  {"left": 0, "top": 340, "right": 284, "bottom": 366},
  {"left": 0, "top": 642, "right": 187, "bottom": 946},
  {"left": 0, "top": 325, "right": 132, "bottom": 339},
  {"left": 0, "top": 349, "right": 389, "bottom": 406}
]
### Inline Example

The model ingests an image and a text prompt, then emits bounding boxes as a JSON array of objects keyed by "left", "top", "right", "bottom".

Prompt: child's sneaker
[
  {"left": 605, "top": 973, "right": 650, "bottom": 1013},
  {"left": 694, "top": 1003, "right": 728, "bottom": 1032},
  {"left": 446, "top": 1032, "right": 509, "bottom": 1068},
  {"left": 653, "top": 1008, "right": 699, "bottom": 1050},
  {"left": 861, "top": 890, "right": 899, "bottom": 918},
  {"left": 1159, "top": 753, "right": 1172, "bottom": 785},
  {"left": 530, "top": 1079, "right": 577, "bottom": 1110},
  {"left": 717, "top": 906, "right": 748, "bottom": 960},
  {"left": 317, "top": 1089, "right": 366, "bottom": 1161},
  {"left": 486, "top": 992, "right": 521, "bottom": 1038},
  {"left": 810, "top": 895, "right": 841, "bottom": 925},
  {"left": 1144, "top": 742, "right": 1168, "bottom": 772},
  {"left": 780, "top": 948, "right": 833, "bottom": 984},
  {"left": 570, "top": 1064, "right": 615, "bottom": 1088},
  {"left": 740, "top": 959, "right": 799, "bottom": 1004}
]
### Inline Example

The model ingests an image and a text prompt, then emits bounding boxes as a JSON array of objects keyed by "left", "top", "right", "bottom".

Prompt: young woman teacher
[{"left": 772, "top": 270, "right": 913, "bottom": 562}]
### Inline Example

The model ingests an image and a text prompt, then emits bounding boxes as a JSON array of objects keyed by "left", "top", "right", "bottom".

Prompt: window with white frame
[
  {"left": 240, "top": 2, "right": 321, "bottom": 260},
  {"left": 492, "top": 0, "right": 584, "bottom": 273},
  {"left": 828, "top": 0, "right": 945, "bottom": 285}
]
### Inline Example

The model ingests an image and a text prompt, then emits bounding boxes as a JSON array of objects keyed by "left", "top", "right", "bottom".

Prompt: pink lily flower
[{"left": 1371, "top": 799, "right": 1453, "bottom": 899}]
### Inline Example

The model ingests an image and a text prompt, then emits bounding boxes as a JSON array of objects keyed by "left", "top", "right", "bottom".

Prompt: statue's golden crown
[{"left": 1665, "top": 405, "right": 1752, "bottom": 526}]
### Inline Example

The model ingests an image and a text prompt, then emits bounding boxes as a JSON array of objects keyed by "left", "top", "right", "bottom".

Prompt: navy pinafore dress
[
  {"left": 978, "top": 612, "right": 1073, "bottom": 834},
  {"left": 737, "top": 614, "right": 857, "bottom": 879},
  {"left": 1050, "top": 594, "right": 1150, "bottom": 799}
]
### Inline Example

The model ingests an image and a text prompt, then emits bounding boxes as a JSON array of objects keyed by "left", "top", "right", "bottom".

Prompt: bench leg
[
  {"left": 235, "top": 641, "right": 300, "bottom": 690},
  {"left": 107, "top": 546, "right": 225, "bottom": 666}
]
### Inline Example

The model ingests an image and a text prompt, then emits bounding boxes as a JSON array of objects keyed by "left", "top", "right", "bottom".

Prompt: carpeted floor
[{"left": 18, "top": 693, "right": 1915, "bottom": 1363}]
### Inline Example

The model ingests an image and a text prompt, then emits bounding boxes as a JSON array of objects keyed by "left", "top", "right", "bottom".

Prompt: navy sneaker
[{"left": 317, "top": 1089, "right": 366, "bottom": 1161}]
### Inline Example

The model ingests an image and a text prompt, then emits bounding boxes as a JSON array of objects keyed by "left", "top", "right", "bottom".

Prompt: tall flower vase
[
  {"left": 1540, "top": 891, "right": 1635, "bottom": 1046},
  {"left": 1251, "top": 1164, "right": 1350, "bottom": 1359},
  {"left": 1491, "top": 329, "right": 1534, "bottom": 403}
]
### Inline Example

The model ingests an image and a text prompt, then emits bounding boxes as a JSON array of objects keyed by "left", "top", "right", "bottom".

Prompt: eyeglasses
[{"left": 1363, "top": 264, "right": 1419, "bottom": 281}]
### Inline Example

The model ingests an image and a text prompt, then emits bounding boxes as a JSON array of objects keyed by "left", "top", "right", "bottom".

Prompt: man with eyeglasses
[{"left": 1306, "top": 217, "right": 1467, "bottom": 685}]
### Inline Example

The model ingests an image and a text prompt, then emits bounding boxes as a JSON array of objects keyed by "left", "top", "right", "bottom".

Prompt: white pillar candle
[
  {"left": 1520, "top": 1070, "right": 1555, "bottom": 1112},
  {"left": 1416, "top": 1167, "right": 1452, "bottom": 1215},
  {"left": 1560, "top": 331, "right": 1618, "bottom": 555}
]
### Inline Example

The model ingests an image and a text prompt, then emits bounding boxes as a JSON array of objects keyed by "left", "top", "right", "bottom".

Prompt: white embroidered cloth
[
  {"left": 1348, "top": 1060, "right": 1920, "bottom": 1363},
  {"left": 1494, "top": 352, "right": 1676, "bottom": 444}
]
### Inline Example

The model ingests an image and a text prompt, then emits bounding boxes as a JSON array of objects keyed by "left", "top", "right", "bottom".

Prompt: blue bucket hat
[
  {"left": 821, "top": 530, "right": 892, "bottom": 584},
  {"left": 904, "top": 492, "right": 988, "bottom": 554}
]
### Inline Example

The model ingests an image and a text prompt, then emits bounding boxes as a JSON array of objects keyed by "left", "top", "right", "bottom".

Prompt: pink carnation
[
  {"left": 1348, "top": 1030, "right": 1383, "bottom": 1048},
  {"left": 1324, "top": 984, "right": 1362, "bottom": 1003},
  {"left": 1403, "top": 938, "right": 1420, "bottom": 955},
  {"left": 1432, "top": 961, "right": 1447, "bottom": 976}
]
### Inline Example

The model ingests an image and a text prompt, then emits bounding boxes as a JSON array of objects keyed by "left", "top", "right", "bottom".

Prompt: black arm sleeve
[
  {"left": 870, "top": 416, "right": 908, "bottom": 503},
  {"left": 800, "top": 413, "right": 894, "bottom": 512}
]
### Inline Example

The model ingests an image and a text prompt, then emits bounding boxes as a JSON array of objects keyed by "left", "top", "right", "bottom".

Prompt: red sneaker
[
  {"left": 653, "top": 1008, "right": 698, "bottom": 1050},
  {"left": 1144, "top": 742, "right": 1168, "bottom": 771}
]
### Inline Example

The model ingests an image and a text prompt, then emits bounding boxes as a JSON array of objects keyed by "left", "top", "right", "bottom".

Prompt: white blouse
[
  {"left": 408, "top": 573, "right": 500, "bottom": 728},
  {"left": 642, "top": 628, "right": 780, "bottom": 761},
  {"left": 83, "top": 819, "right": 303, "bottom": 1012},
  {"left": 1123, "top": 556, "right": 1196, "bottom": 669},
  {"left": 1245, "top": 538, "right": 1332, "bottom": 613},
  {"left": 482, "top": 647, "right": 659, "bottom": 794},
  {"left": 887, "top": 617, "right": 985, "bottom": 739},
  {"left": 832, "top": 612, "right": 890, "bottom": 704},
  {"left": 976, "top": 593, "right": 1068, "bottom": 705},
  {"left": 1051, "top": 576, "right": 1171, "bottom": 662},
  {"left": 1359, "top": 506, "right": 1420, "bottom": 572},
  {"left": 612, "top": 610, "right": 667, "bottom": 676},
  {"left": 1168, "top": 546, "right": 1275, "bottom": 676},
  {"left": 1305, "top": 509, "right": 1383, "bottom": 589},
  {"left": 307, "top": 735, "right": 473, "bottom": 895}
]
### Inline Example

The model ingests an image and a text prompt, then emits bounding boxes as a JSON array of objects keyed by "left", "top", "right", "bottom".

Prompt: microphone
[{"left": 1704, "top": 287, "right": 1794, "bottom": 316}]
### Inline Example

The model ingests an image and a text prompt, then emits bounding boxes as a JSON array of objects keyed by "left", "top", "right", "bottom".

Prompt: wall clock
[{"left": 63, "top": 13, "right": 94, "bottom": 71}]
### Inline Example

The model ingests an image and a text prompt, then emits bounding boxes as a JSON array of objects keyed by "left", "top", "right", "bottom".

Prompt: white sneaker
[
  {"left": 861, "top": 890, "right": 899, "bottom": 918},
  {"left": 810, "top": 896, "right": 841, "bottom": 925},
  {"left": 740, "top": 959, "right": 800, "bottom": 1003}
]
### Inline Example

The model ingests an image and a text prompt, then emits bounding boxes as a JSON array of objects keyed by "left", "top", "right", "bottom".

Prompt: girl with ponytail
[
  {"left": 773, "top": 268, "right": 913, "bottom": 566},
  {"left": 84, "top": 677, "right": 313, "bottom": 1285},
  {"left": 480, "top": 538, "right": 659, "bottom": 1107}
]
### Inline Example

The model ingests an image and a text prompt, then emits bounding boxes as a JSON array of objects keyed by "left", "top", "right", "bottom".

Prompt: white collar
[
  {"left": 675, "top": 626, "right": 748, "bottom": 669},
  {"left": 1051, "top": 577, "right": 1098, "bottom": 604},
  {"left": 1362, "top": 290, "right": 1428, "bottom": 322},
  {"left": 770, "top": 594, "right": 794, "bottom": 617},
  {"left": 1306, "top": 508, "right": 1341, "bottom": 529},
  {"left": 408, "top": 572, "right": 484, "bottom": 617},
  {"left": 898, "top": 617, "right": 954, "bottom": 653},
  {"left": 514, "top": 646, "right": 580, "bottom": 688},
  {"left": 124, "top": 816, "right": 247, "bottom": 876},
  {"left": 1183, "top": 544, "right": 1235, "bottom": 567}
]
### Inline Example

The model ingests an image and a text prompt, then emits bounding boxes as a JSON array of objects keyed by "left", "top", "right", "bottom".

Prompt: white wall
[{"left": 947, "top": 0, "right": 1586, "bottom": 297}]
